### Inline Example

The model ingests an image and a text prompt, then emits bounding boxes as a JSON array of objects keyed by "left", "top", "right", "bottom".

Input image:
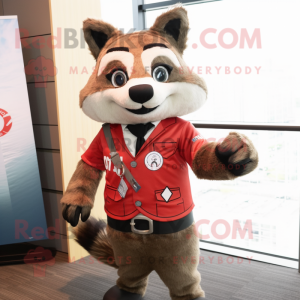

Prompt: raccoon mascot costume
[{"left": 61, "top": 5, "right": 258, "bottom": 300}]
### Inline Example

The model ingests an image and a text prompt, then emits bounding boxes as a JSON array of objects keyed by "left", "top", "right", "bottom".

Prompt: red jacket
[{"left": 82, "top": 117, "right": 206, "bottom": 222}]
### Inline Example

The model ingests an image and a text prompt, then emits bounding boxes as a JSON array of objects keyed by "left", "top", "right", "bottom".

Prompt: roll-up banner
[{"left": 0, "top": 16, "right": 48, "bottom": 245}]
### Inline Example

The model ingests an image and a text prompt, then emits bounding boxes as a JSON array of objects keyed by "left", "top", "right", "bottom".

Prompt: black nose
[{"left": 129, "top": 84, "right": 154, "bottom": 104}]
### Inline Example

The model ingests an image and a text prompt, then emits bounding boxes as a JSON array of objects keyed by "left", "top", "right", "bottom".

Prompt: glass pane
[
  {"left": 100, "top": 0, "right": 133, "bottom": 30},
  {"left": 189, "top": 129, "right": 300, "bottom": 259},
  {"left": 146, "top": 0, "right": 300, "bottom": 124}
]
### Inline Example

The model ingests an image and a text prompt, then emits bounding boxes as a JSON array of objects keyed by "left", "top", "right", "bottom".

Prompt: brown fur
[
  {"left": 82, "top": 223, "right": 205, "bottom": 299},
  {"left": 79, "top": 6, "right": 202, "bottom": 107},
  {"left": 150, "top": 5, "right": 189, "bottom": 55},
  {"left": 192, "top": 142, "right": 237, "bottom": 180},
  {"left": 83, "top": 18, "right": 122, "bottom": 59},
  {"left": 73, "top": 217, "right": 118, "bottom": 268},
  {"left": 61, "top": 160, "right": 103, "bottom": 207},
  {"left": 79, "top": 60, "right": 129, "bottom": 107},
  {"left": 69, "top": 7, "right": 259, "bottom": 299},
  {"left": 152, "top": 55, "right": 207, "bottom": 94},
  {"left": 73, "top": 218, "right": 205, "bottom": 298},
  {"left": 80, "top": 33, "right": 170, "bottom": 107},
  {"left": 79, "top": 31, "right": 206, "bottom": 106},
  {"left": 218, "top": 131, "right": 259, "bottom": 175},
  {"left": 192, "top": 132, "right": 259, "bottom": 179}
]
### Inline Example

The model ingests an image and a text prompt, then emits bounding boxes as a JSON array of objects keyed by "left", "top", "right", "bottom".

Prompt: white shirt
[{"left": 121, "top": 121, "right": 160, "bottom": 156}]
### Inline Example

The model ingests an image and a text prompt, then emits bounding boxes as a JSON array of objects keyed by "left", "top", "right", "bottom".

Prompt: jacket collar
[
  {"left": 110, "top": 118, "right": 177, "bottom": 159},
  {"left": 133, "top": 117, "right": 177, "bottom": 158}
]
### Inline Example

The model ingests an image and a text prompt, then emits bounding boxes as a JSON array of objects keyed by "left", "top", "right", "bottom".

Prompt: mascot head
[{"left": 80, "top": 5, "right": 207, "bottom": 124}]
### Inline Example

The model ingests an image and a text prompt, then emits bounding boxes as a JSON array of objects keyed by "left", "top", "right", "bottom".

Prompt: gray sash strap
[{"left": 102, "top": 123, "right": 141, "bottom": 192}]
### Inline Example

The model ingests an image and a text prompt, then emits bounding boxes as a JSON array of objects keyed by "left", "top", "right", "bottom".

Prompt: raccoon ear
[
  {"left": 83, "top": 19, "right": 122, "bottom": 59},
  {"left": 150, "top": 6, "right": 189, "bottom": 55}
]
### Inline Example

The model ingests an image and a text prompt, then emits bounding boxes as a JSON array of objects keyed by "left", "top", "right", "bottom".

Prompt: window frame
[{"left": 132, "top": 0, "right": 300, "bottom": 271}]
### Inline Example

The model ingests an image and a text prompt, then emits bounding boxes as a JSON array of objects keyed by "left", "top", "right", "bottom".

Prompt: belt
[{"left": 107, "top": 212, "right": 194, "bottom": 235}]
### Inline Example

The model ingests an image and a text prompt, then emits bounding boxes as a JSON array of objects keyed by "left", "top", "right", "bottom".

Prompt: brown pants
[{"left": 107, "top": 223, "right": 205, "bottom": 300}]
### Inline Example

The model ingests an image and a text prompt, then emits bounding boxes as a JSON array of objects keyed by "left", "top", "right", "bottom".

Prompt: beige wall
[{"left": 49, "top": 0, "right": 105, "bottom": 261}]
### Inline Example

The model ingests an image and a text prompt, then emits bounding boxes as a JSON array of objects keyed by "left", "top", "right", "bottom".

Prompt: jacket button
[
  {"left": 135, "top": 201, "right": 142, "bottom": 207},
  {"left": 131, "top": 161, "right": 137, "bottom": 168}
]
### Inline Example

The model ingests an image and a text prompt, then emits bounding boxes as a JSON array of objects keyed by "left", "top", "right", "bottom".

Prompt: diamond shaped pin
[{"left": 161, "top": 187, "right": 173, "bottom": 202}]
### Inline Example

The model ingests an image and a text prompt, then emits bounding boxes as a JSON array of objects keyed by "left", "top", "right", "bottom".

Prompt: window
[
  {"left": 145, "top": 0, "right": 300, "bottom": 125},
  {"left": 189, "top": 129, "right": 300, "bottom": 263},
  {"left": 137, "top": 0, "right": 300, "bottom": 268}
]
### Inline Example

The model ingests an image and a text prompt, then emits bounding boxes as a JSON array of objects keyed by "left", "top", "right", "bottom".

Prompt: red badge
[{"left": 0, "top": 109, "right": 12, "bottom": 137}]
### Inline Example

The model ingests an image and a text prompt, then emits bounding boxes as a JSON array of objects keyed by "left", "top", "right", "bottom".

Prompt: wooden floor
[{"left": 0, "top": 250, "right": 299, "bottom": 300}]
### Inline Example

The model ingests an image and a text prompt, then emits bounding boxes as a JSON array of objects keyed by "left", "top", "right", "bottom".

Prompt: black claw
[
  {"left": 216, "top": 144, "right": 241, "bottom": 164},
  {"left": 62, "top": 204, "right": 70, "bottom": 222},
  {"left": 81, "top": 206, "right": 91, "bottom": 222},
  {"left": 62, "top": 203, "right": 91, "bottom": 226},
  {"left": 216, "top": 145, "right": 252, "bottom": 176},
  {"left": 69, "top": 206, "right": 82, "bottom": 227},
  {"left": 230, "top": 158, "right": 252, "bottom": 176}
]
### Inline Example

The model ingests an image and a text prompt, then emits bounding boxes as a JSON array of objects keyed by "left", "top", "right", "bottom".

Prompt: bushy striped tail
[{"left": 73, "top": 217, "right": 118, "bottom": 269}]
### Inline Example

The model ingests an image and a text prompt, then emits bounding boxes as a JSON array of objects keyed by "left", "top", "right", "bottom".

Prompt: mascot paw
[
  {"left": 62, "top": 203, "right": 91, "bottom": 227},
  {"left": 215, "top": 132, "right": 258, "bottom": 176}
]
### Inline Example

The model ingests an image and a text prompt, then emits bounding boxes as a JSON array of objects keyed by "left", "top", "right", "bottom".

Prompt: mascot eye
[
  {"left": 111, "top": 70, "right": 127, "bottom": 87},
  {"left": 152, "top": 65, "right": 171, "bottom": 83}
]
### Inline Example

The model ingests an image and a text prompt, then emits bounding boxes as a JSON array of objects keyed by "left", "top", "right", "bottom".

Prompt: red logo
[
  {"left": 24, "top": 247, "right": 55, "bottom": 277},
  {"left": 0, "top": 109, "right": 12, "bottom": 137}
]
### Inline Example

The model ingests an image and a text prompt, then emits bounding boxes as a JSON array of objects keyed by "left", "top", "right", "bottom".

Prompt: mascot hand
[
  {"left": 215, "top": 132, "right": 258, "bottom": 176},
  {"left": 62, "top": 203, "right": 91, "bottom": 227}
]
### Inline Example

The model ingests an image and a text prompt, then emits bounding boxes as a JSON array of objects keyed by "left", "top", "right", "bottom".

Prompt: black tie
[{"left": 126, "top": 122, "right": 155, "bottom": 155}]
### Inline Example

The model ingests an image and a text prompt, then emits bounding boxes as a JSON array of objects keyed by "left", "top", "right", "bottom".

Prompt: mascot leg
[
  {"left": 152, "top": 224, "right": 205, "bottom": 300},
  {"left": 107, "top": 223, "right": 205, "bottom": 300},
  {"left": 105, "top": 225, "right": 152, "bottom": 298},
  {"left": 74, "top": 219, "right": 151, "bottom": 299},
  {"left": 74, "top": 219, "right": 204, "bottom": 300}
]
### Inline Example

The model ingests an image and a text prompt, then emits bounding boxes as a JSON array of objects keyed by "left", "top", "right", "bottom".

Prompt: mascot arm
[
  {"left": 192, "top": 132, "right": 258, "bottom": 180},
  {"left": 61, "top": 160, "right": 103, "bottom": 227}
]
